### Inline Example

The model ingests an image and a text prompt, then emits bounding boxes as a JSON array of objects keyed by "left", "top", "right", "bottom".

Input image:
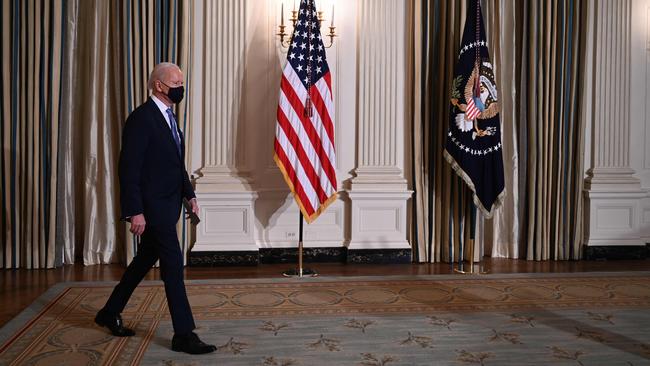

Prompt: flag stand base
[
  {"left": 283, "top": 268, "right": 318, "bottom": 277},
  {"left": 282, "top": 240, "right": 318, "bottom": 277},
  {"left": 282, "top": 214, "right": 318, "bottom": 278},
  {"left": 453, "top": 239, "right": 488, "bottom": 275},
  {"left": 453, "top": 263, "right": 488, "bottom": 275}
]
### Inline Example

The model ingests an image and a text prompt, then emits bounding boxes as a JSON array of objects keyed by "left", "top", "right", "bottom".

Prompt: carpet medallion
[{"left": 1, "top": 273, "right": 649, "bottom": 365}]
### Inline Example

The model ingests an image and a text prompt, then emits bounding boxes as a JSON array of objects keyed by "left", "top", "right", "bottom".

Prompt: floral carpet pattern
[{"left": 0, "top": 273, "right": 649, "bottom": 365}]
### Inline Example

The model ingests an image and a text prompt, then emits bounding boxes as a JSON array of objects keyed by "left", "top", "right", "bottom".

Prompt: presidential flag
[
  {"left": 274, "top": 0, "right": 337, "bottom": 223},
  {"left": 444, "top": 0, "right": 505, "bottom": 218}
]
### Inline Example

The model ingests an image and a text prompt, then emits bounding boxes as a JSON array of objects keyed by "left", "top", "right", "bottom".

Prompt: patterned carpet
[{"left": 1, "top": 272, "right": 649, "bottom": 365}]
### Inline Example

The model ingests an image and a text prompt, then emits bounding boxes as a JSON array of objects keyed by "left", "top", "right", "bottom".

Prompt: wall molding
[
  {"left": 583, "top": 245, "right": 649, "bottom": 260},
  {"left": 583, "top": 0, "right": 647, "bottom": 249},
  {"left": 187, "top": 0, "right": 412, "bottom": 259},
  {"left": 643, "top": 5, "right": 650, "bottom": 169},
  {"left": 187, "top": 247, "right": 411, "bottom": 266}
]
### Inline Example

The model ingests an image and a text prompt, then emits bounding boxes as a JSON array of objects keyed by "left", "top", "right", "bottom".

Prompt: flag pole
[
  {"left": 283, "top": 212, "right": 318, "bottom": 277},
  {"left": 454, "top": 188, "right": 469, "bottom": 274},
  {"left": 454, "top": 202, "right": 486, "bottom": 274},
  {"left": 469, "top": 202, "right": 487, "bottom": 274},
  {"left": 451, "top": 0, "right": 492, "bottom": 275},
  {"left": 468, "top": 201, "right": 476, "bottom": 274}
]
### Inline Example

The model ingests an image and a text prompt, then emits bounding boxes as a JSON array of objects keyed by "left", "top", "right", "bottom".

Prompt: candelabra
[{"left": 277, "top": 2, "right": 337, "bottom": 48}]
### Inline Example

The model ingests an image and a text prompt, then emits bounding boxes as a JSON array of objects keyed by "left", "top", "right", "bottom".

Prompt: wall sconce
[{"left": 277, "top": 1, "right": 337, "bottom": 49}]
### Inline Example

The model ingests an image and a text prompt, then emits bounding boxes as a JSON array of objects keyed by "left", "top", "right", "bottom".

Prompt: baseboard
[
  {"left": 346, "top": 249, "right": 412, "bottom": 264},
  {"left": 259, "top": 247, "right": 347, "bottom": 264},
  {"left": 188, "top": 247, "right": 413, "bottom": 266},
  {"left": 583, "top": 245, "right": 648, "bottom": 260},
  {"left": 187, "top": 251, "right": 259, "bottom": 266}
]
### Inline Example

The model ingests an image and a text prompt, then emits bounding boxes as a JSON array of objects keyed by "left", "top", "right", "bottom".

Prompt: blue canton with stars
[{"left": 288, "top": 0, "right": 330, "bottom": 89}]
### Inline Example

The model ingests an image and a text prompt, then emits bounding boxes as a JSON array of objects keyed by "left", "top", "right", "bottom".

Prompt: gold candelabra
[{"left": 277, "top": 2, "right": 337, "bottom": 49}]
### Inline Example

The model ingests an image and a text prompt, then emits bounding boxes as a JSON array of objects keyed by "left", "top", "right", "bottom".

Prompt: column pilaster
[
  {"left": 189, "top": 0, "right": 257, "bottom": 257},
  {"left": 347, "top": 0, "right": 412, "bottom": 260},
  {"left": 583, "top": 0, "right": 646, "bottom": 250}
]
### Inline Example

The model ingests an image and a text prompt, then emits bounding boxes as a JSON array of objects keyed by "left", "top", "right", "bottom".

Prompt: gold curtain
[
  {"left": 57, "top": 0, "right": 125, "bottom": 266},
  {"left": 57, "top": 0, "right": 192, "bottom": 266},
  {"left": 411, "top": 0, "right": 587, "bottom": 262},
  {"left": 479, "top": 0, "right": 522, "bottom": 259},
  {"left": 1, "top": 0, "right": 64, "bottom": 269},
  {"left": 3, "top": 0, "right": 191, "bottom": 268},
  {"left": 517, "top": 0, "right": 586, "bottom": 260},
  {"left": 410, "top": 0, "right": 475, "bottom": 263}
]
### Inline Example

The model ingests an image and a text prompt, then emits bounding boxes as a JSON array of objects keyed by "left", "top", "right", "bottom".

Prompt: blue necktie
[{"left": 165, "top": 108, "right": 182, "bottom": 155}]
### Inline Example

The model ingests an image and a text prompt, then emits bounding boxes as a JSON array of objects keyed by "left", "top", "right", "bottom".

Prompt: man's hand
[
  {"left": 183, "top": 198, "right": 200, "bottom": 224},
  {"left": 130, "top": 214, "right": 146, "bottom": 236},
  {"left": 189, "top": 198, "right": 199, "bottom": 215}
]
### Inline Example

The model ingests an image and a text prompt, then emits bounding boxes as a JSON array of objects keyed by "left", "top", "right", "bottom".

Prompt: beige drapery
[
  {"left": 57, "top": 0, "right": 193, "bottom": 266},
  {"left": 3, "top": 0, "right": 192, "bottom": 268},
  {"left": 1, "top": 0, "right": 64, "bottom": 268},
  {"left": 57, "top": 0, "right": 125, "bottom": 266},
  {"left": 410, "top": 0, "right": 587, "bottom": 262}
]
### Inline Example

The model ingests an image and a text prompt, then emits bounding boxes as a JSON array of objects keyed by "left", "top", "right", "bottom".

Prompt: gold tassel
[{"left": 304, "top": 96, "right": 313, "bottom": 118}]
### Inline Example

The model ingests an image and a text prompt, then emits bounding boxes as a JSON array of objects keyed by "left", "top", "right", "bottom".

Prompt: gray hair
[{"left": 147, "top": 62, "right": 180, "bottom": 90}]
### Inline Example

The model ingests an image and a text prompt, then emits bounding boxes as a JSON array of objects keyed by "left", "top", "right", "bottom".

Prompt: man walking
[{"left": 95, "top": 62, "right": 215, "bottom": 355}]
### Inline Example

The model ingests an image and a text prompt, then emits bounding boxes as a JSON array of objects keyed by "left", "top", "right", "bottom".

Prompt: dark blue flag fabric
[{"left": 444, "top": 0, "right": 505, "bottom": 218}]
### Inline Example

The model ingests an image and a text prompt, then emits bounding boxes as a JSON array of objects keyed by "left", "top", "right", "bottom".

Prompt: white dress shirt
[{"left": 151, "top": 95, "right": 173, "bottom": 131}]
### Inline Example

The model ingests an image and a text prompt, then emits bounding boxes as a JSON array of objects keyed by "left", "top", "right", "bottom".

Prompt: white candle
[
  {"left": 282, "top": 3, "right": 286, "bottom": 26},
  {"left": 331, "top": 4, "right": 335, "bottom": 27}
]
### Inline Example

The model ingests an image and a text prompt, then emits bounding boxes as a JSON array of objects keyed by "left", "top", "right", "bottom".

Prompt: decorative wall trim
[
  {"left": 353, "top": 0, "right": 407, "bottom": 186},
  {"left": 583, "top": 0, "right": 646, "bottom": 249},
  {"left": 193, "top": 192, "right": 259, "bottom": 252},
  {"left": 255, "top": 192, "right": 346, "bottom": 248},
  {"left": 201, "top": 0, "right": 246, "bottom": 168},
  {"left": 583, "top": 245, "right": 648, "bottom": 260},
  {"left": 187, "top": 248, "right": 412, "bottom": 266},
  {"left": 188, "top": 251, "right": 259, "bottom": 266},
  {"left": 590, "top": 0, "right": 631, "bottom": 170},
  {"left": 347, "top": 249, "right": 412, "bottom": 264},
  {"left": 643, "top": 6, "right": 650, "bottom": 169},
  {"left": 357, "top": 0, "right": 400, "bottom": 169},
  {"left": 202, "top": 207, "right": 250, "bottom": 235},
  {"left": 348, "top": 191, "right": 412, "bottom": 250},
  {"left": 259, "top": 247, "right": 347, "bottom": 264},
  {"left": 584, "top": 191, "right": 645, "bottom": 246}
]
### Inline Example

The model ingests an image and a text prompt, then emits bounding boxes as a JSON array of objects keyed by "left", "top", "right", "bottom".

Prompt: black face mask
[{"left": 161, "top": 82, "right": 184, "bottom": 104}]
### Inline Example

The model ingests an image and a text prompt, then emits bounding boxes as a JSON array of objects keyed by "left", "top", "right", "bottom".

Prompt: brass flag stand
[
  {"left": 283, "top": 213, "right": 318, "bottom": 278},
  {"left": 452, "top": 0, "right": 490, "bottom": 276},
  {"left": 454, "top": 203, "right": 488, "bottom": 275}
]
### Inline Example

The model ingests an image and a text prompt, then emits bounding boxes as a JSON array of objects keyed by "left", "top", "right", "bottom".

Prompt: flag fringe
[
  {"left": 273, "top": 154, "right": 338, "bottom": 224},
  {"left": 443, "top": 149, "right": 506, "bottom": 219}
]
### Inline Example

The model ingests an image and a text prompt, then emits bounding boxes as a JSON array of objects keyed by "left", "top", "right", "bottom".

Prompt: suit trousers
[{"left": 103, "top": 224, "right": 196, "bottom": 335}]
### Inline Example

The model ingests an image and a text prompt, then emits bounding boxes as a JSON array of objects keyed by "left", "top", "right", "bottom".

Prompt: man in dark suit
[{"left": 95, "top": 62, "right": 216, "bottom": 355}]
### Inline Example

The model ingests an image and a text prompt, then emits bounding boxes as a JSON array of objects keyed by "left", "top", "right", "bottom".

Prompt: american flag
[
  {"left": 274, "top": 0, "right": 337, "bottom": 223},
  {"left": 465, "top": 97, "right": 481, "bottom": 120}
]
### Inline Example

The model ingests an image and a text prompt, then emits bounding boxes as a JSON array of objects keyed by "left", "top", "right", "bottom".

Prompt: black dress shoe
[
  {"left": 94, "top": 309, "right": 135, "bottom": 337},
  {"left": 172, "top": 332, "right": 217, "bottom": 354}
]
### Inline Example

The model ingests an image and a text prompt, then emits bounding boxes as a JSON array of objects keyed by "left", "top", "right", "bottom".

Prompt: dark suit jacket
[{"left": 119, "top": 98, "right": 195, "bottom": 227}]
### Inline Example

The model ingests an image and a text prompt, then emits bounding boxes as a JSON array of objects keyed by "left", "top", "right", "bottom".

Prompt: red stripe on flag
[
  {"left": 281, "top": 76, "right": 338, "bottom": 191},
  {"left": 276, "top": 107, "right": 329, "bottom": 204},
  {"left": 310, "top": 81, "right": 335, "bottom": 149},
  {"left": 274, "top": 140, "right": 316, "bottom": 216},
  {"left": 323, "top": 71, "right": 332, "bottom": 89},
  {"left": 466, "top": 98, "right": 480, "bottom": 120},
  {"left": 317, "top": 72, "right": 335, "bottom": 146}
]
